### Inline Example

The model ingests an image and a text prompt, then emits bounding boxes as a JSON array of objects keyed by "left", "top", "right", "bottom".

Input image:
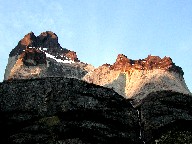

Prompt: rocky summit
[
  {"left": 83, "top": 54, "right": 191, "bottom": 106},
  {"left": 4, "top": 31, "right": 94, "bottom": 80},
  {"left": 1, "top": 31, "right": 192, "bottom": 143}
]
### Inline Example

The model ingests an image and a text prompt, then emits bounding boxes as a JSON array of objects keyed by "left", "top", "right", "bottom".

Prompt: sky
[{"left": 0, "top": 0, "right": 192, "bottom": 91}]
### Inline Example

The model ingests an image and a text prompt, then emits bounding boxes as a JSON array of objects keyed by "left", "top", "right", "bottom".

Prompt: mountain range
[{"left": 1, "top": 31, "right": 192, "bottom": 143}]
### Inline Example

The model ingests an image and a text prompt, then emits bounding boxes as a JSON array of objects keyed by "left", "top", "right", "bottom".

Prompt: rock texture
[
  {"left": 1, "top": 78, "right": 192, "bottom": 143},
  {"left": 4, "top": 31, "right": 94, "bottom": 80},
  {"left": 3, "top": 31, "right": 192, "bottom": 143},
  {"left": 0, "top": 77, "right": 140, "bottom": 144},
  {"left": 5, "top": 32, "right": 190, "bottom": 107},
  {"left": 10, "top": 31, "right": 80, "bottom": 62},
  {"left": 83, "top": 54, "right": 191, "bottom": 106},
  {"left": 138, "top": 90, "right": 192, "bottom": 143},
  {"left": 21, "top": 47, "right": 46, "bottom": 66}
]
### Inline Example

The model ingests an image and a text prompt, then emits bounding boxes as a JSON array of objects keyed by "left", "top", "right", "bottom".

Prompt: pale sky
[{"left": 0, "top": 0, "right": 192, "bottom": 91}]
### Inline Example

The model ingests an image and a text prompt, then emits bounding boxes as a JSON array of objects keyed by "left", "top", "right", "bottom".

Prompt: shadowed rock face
[
  {"left": 139, "top": 90, "right": 192, "bottom": 143},
  {"left": 9, "top": 31, "right": 79, "bottom": 62},
  {"left": 0, "top": 77, "right": 140, "bottom": 144},
  {"left": 37, "top": 31, "right": 61, "bottom": 49},
  {"left": 21, "top": 47, "right": 46, "bottom": 66},
  {"left": 1, "top": 78, "right": 192, "bottom": 144}
]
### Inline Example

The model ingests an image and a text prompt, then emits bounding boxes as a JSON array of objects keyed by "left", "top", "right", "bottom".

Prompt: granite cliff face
[
  {"left": 4, "top": 31, "right": 94, "bottom": 80},
  {"left": 83, "top": 54, "right": 191, "bottom": 106},
  {"left": 5, "top": 32, "right": 190, "bottom": 107},
  {"left": 2, "top": 31, "right": 192, "bottom": 143}
]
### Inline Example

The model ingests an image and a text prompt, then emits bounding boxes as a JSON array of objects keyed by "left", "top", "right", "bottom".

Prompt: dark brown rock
[
  {"left": 110, "top": 54, "right": 132, "bottom": 71},
  {"left": 138, "top": 90, "right": 192, "bottom": 143},
  {"left": 20, "top": 47, "right": 46, "bottom": 66},
  {"left": 37, "top": 31, "right": 61, "bottom": 49},
  {"left": 109, "top": 54, "right": 184, "bottom": 75},
  {"left": 9, "top": 31, "right": 80, "bottom": 62},
  {"left": 0, "top": 77, "right": 141, "bottom": 144},
  {"left": 9, "top": 32, "right": 38, "bottom": 57},
  {"left": 64, "top": 50, "right": 79, "bottom": 62}
]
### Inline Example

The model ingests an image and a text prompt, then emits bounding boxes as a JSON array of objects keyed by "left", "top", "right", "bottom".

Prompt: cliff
[
  {"left": 2, "top": 31, "right": 192, "bottom": 143},
  {"left": 0, "top": 77, "right": 140, "bottom": 144},
  {"left": 4, "top": 31, "right": 94, "bottom": 80},
  {"left": 83, "top": 54, "right": 191, "bottom": 106},
  {"left": 1, "top": 78, "right": 192, "bottom": 143}
]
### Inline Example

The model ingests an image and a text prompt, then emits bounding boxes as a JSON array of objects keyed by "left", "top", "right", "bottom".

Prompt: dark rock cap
[
  {"left": 109, "top": 54, "right": 184, "bottom": 76},
  {"left": 20, "top": 47, "right": 47, "bottom": 66},
  {"left": 9, "top": 31, "right": 80, "bottom": 62},
  {"left": 37, "top": 31, "right": 60, "bottom": 49},
  {"left": 10, "top": 31, "right": 60, "bottom": 57},
  {"left": 9, "top": 32, "right": 38, "bottom": 57}
]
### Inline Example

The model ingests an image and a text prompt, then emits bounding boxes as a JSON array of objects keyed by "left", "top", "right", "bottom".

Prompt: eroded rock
[
  {"left": 138, "top": 90, "right": 192, "bottom": 143},
  {"left": 83, "top": 55, "right": 190, "bottom": 106},
  {"left": 0, "top": 77, "right": 140, "bottom": 144}
]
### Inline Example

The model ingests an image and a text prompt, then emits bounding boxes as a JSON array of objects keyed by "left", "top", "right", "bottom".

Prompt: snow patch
[{"left": 44, "top": 51, "right": 75, "bottom": 64}]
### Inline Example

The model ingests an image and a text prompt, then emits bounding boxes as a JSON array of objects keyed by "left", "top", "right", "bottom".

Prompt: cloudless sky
[{"left": 0, "top": 0, "right": 192, "bottom": 91}]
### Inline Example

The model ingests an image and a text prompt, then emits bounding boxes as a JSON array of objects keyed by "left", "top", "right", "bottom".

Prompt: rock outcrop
[
  {"left": 139, "top": 90, "right": 192, "bottom": 143},
  {"left": 9, "top": 31, "right": 79, "bottom": 62},
  {"left": 5, "top": 32, "right": 190, "bottom": 107},
  {"left": 0, "top": 77, "right": 140, "bottom": 144},
  {"left": 4, "top": 31, "right": 94, "bottom": 80},
  {"left": 21, "top": 47, "right": 46, "bottom": 66},
  {"left": 83, "top": 54, "right": 191, "bottom": 106},
  {"left": 1, "top": 78, "right": 192, "bottom": 143},
  {"left": 2, "top": 31, "right": 192, "bottom": 143}
]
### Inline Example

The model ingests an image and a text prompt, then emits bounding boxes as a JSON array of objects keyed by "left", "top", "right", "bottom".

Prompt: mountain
[
  {"left": 4, "top": 31, "right": 94, "bottom": 80},
  {"left": 2, "top": 31, "right": 192, "bottom": 143},
  {"left": 83, "top": 54, "right": 191, "bottom": 106},
  {"left": 4, "top": 31, "right": 191, "bottom": 107}
]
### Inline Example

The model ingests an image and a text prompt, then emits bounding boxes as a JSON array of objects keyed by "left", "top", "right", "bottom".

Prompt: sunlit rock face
[
  {"left": 5, "top": 48, "right": 47, "bottom": 80},
  {"left": 4, "top": 31, "right": 94, "bottom": 80},
  {"left": 83, "top": 54, "right": 191, "bottom": 106},
  {"left": 4, "top": 31, "right": 191, "bottom": 106},
  {"left": 2, "top": 31, "right": 192, "bottom": 143}
]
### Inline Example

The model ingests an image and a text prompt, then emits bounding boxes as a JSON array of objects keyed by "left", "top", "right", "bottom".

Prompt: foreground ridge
[{"left": 1, "top": 77, "right": 192, "bottom": 143}]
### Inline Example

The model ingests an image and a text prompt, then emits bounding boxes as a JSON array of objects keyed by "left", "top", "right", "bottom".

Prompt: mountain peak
[
  {"left": 37, "top": 31, "right": 60, "bottom": 48},
  {"left": 21, "top": 31, "right": 37, "bottom": 46},
  {"left": 9, "top": 32, "right": 38, "bottom": 57},
  {"left": 109, "top": 54, "right": 183, "bottom": 75},
  {"left": 9, "top": 31, "right": 61, "bottom": 57},
  {"left": 39, "top": 31, "right": 58, "bottom": 38},
  {"left": 5, "top": 31, "right": 93, "bottom": 80},
  {"left": 83, "top": 53, "right": 190, "bottom": 105},
  {"left": 9, "top": 31, "right": 80, "bottom": 62}
]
